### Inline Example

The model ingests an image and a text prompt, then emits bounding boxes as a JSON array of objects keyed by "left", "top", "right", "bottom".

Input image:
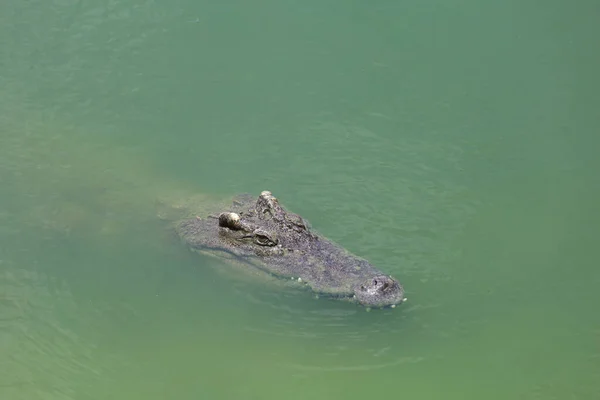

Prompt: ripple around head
[{"left": 203, "top": 259, "right": 433, "bottom": 374}]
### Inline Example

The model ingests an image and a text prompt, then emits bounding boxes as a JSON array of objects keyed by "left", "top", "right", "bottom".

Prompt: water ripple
[
  {"left": 282, "top": 356, "right": 425, "bottom": 372},
  {"left": 0, "top": 262, "right": 113, "bottom": 400}
]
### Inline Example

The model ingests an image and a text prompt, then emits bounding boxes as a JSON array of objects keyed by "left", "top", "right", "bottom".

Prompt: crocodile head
[{"left": 177, "top": 191, "right": 406, "bottom": 309}]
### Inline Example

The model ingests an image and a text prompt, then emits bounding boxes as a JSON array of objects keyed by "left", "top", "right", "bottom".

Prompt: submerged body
[{"left": 176, "top": 190, "right": 406, "bottom": 308}]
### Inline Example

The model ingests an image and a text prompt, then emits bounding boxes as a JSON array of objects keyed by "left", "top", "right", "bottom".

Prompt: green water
[{"left": 1, "top": 0, "right": 599, "bottom": 399}]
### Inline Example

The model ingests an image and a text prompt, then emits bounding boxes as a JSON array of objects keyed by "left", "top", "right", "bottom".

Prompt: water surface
[{"left": 1, "top": 1, "right": 599, "bottom": 399}]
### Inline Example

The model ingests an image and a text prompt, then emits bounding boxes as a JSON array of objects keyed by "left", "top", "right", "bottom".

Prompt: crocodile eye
[
  {"left": 255, "top": 234, "right": 269, "bottom": 245},
  {"left": 253, "top": 230, "right": 277, "bottom": 246},
  {"left": 373, "top": 279, "right": 378, "bottom": 286}
]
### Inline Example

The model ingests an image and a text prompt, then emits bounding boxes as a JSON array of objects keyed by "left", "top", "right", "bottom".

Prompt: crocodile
[{"left": 175, "top": 190, "right": 406, "bottom": 309}]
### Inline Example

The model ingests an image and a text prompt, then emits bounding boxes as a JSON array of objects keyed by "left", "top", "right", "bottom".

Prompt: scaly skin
[{"left": 176, "top": 191, "right": 406, "bottom": 309}]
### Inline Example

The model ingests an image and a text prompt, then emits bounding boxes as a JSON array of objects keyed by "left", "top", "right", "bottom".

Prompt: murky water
[{"left": 1, "top": 1, "right": 599, "bottom": 399}]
